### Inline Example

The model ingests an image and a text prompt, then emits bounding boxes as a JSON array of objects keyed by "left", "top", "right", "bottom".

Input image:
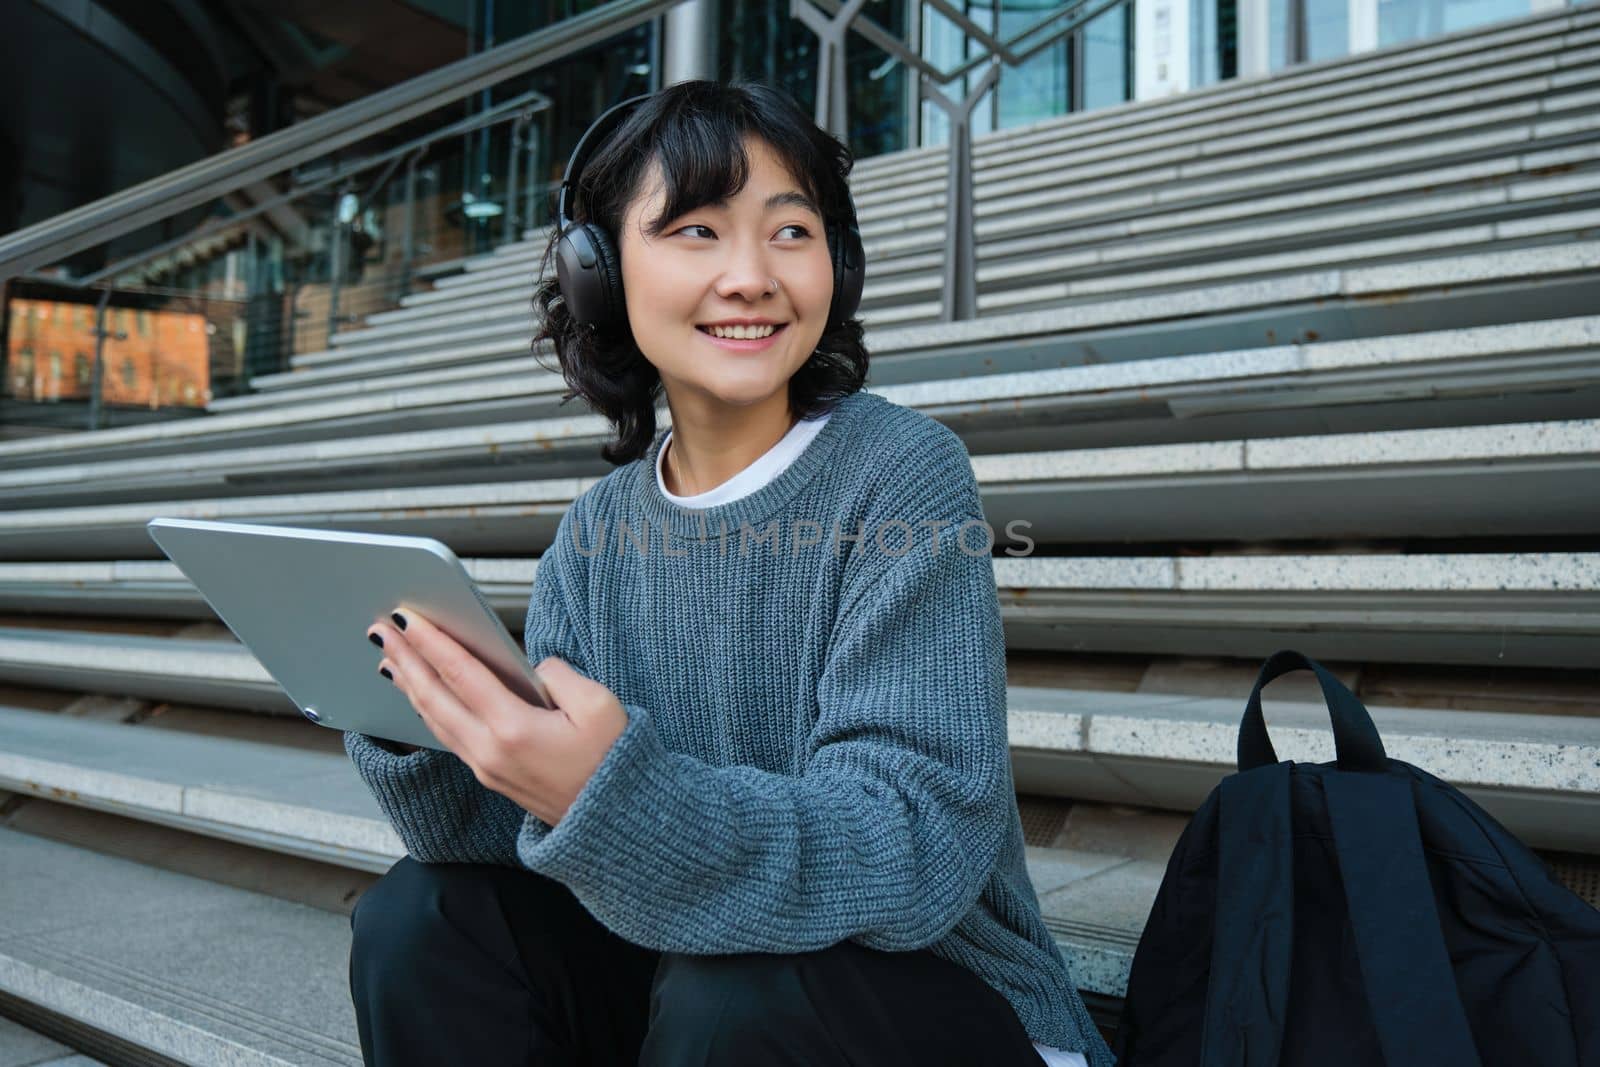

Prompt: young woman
[{"left": 345, "top": 79, "right": 1113, "bottom": 1067}]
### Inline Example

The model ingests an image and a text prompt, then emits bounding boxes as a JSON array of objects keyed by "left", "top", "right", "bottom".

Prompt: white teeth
[{"left": 706, "top": 323, "right": 778, "bottom": 339}]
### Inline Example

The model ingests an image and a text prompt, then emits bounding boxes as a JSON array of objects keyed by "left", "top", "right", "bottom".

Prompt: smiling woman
[{"left": 342, "top": 79, "right": 1109, "bottom": 1067}]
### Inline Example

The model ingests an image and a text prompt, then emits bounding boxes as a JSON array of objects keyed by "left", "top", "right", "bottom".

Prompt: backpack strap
[
  {"left": 1201, "top": 761, "right": 1294, "bottom": 1066},
  {"left": 1324, "top": 771, "right": 1483, "bottom": 1066},
  {"left": 1238, "top": 650, "right": 1387, "bottom": 773}
]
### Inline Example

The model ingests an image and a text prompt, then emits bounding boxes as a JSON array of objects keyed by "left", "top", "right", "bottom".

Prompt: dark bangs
[
  {"left": 530, "top": 78, "right": 870, "bottom": 467},
  {"left": 577, "top": 78, "right": 853, "bottom": 278}
]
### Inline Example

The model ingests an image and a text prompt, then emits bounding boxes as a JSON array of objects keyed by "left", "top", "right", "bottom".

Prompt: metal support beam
[
  {"left": 792, "top": 0, "right": 869, "bottom": 140},
  {"left": 397, "top": 149, "right": 426, "bottom": 302},
  {"left": 503, "top": 111, "right": 533, "bottom": 246},
  {"left": 328, "top": 182, "right": 356, "bottom": 347},
  {"left": 920, "top": 60, "right": 1000, "bottom": 322},
  {"left": 662, "top": 0, "right": 718, "bottom": 84},
  {"left": 1238, "top": 0, "right": 1272, "bottom": 77}
]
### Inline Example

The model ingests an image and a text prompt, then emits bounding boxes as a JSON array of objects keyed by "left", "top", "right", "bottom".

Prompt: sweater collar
[{"left": 633, "top": 389, "right": 880, "bottom": 542}]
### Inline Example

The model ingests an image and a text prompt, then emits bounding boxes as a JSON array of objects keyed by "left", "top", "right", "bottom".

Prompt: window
[
  {"left": 1081, "top": 2, "right": 1133, "bottom": 112},
  {"left": 1379, "top": 0, "right": 1530, "bottom": 46}
]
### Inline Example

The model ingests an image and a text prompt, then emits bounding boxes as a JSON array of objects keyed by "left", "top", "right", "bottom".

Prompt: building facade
[{"left": 664, "top": 0, "right": 1565, "bottom": 159}]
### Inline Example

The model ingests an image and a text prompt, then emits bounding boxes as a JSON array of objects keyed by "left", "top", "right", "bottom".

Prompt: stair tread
[{"left": 0, "top": 827, "right": 360, "bottom": 1067}]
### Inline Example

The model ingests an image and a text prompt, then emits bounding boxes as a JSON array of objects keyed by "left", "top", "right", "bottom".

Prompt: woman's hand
[{"left": 366, "top": 609, "right": 628, "bottom": 826}]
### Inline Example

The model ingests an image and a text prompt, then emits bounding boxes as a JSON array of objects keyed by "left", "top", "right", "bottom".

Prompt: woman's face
[{"left": 617, "top": 135, "right": 835, "bottom": 418}]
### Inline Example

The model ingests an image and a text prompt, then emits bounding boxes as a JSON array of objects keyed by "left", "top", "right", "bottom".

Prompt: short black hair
[{"left": 530, "top": 78, "right": 869, "bottom": 466}]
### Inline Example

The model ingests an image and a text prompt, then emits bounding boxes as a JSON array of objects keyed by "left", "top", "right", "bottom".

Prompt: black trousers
[{"left": 349, "top": 855, "right": 1052, "bottom": 1066}]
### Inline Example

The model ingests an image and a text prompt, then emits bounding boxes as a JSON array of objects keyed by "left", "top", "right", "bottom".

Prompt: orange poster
[{"left": 5, "top": 298, "right": 211, "bottom": 408}]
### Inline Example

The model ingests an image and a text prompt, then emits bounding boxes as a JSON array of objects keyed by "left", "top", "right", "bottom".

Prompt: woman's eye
[{"left": 675, "top": 224, "right": 812, "bottom": 240}]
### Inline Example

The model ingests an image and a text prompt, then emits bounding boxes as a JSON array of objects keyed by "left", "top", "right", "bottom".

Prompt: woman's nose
[
  {"left": 715, "top": 273, "right": 776, "bottom": 301},
  {"left": 712, "top": 246, "right": 777, "bottom": 298}
]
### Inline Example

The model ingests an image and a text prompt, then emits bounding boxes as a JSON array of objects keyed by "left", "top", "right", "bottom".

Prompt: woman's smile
[{"left": 695, "top": 322, "right": 790, "bottom": 352}]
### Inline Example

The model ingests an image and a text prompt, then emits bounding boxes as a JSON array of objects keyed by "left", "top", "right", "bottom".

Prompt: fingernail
[
  {"left": 368, "top": 633, "right": 383, "bottom": 649},
  {"left": 391, "top": 611, "right": 408, "bottom": 631},
  {"left": 380, "top": 667, "right": 393, "bottom": 681}
]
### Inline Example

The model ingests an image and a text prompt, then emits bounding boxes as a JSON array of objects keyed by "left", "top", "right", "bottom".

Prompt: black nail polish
[
  {"left": 368, "top": 633, "right": 383, "bottom": 649},
  {"left": 392, "top": 611, "right": 407, "bottom": 631},
  {"left": 380, "top": 667, "right": 393, "bottom": 681}
]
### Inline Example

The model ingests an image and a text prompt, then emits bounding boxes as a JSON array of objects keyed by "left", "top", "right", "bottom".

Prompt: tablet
[{"left": 146, "top": 517, "right": 555, "bottom": 752}]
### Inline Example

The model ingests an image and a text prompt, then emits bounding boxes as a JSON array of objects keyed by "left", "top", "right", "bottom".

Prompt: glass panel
[
  {"left": 1082, "top": 3, "right": 1132, "bottom": 111},
  {"left": 920, "top": 1, "right": 995, "bottom": 145},
  {"left": 515, "top": 20, "right": 654, "bottom": 233},
  {"left": 1269, "top": 0, "right": 1350, "bottom": 68},
  {"left": 719, "top": 0, "right": 815, "bottom": 108},
  {"left": 1269, "top": 0, "right": 1291, "bottom": 69},
  {"left": 845, "top": 0, "right": 912, "bottom": 156},
  {"left": 1306, "top": 0, "right": 1350, "bottom": 61},
  {"left": 998, "top": 3, "right": 1070, "bottom": 129},
  {"left": 1193, "top": 0, "right": 1223, "bottom": 86},
  {"left": 1379, "top": 0, "right": 1531, "bottom": 46},
  {"left": 715, "top": 0, "right": 907, "bottom": 156},
  {"left": 970, "top": 2, "right": 997, "bottom": 137}
]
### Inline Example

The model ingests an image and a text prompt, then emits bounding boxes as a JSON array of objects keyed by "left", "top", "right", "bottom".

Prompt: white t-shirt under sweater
[{"left": 655, "top": 410, "right": 1091, "bottom": 1067}]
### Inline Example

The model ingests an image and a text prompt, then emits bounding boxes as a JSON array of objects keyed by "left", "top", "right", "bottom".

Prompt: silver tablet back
[{"left": 147, "top": 517, "right": 552, "bottom": 751}]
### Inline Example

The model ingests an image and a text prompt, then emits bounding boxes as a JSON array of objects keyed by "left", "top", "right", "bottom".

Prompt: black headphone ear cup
[
  {"left": 556, "top": 221, "right": 626, "bottom": 327},
  {"left": 588, "top": 224, "right": 626, "bottom": 324},
  {"left": 826, "top": 219, "right": 865, "bottom": 331},
  {"left": 555, "top": 223, "right": 598, "bottom": 325}
]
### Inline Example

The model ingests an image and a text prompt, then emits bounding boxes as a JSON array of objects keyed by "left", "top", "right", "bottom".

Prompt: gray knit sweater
[{"left": 344, "top": 388, "right": 1114, "bottom": 1065}]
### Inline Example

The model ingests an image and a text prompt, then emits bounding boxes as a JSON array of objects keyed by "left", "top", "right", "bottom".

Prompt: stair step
[
  {"left": 0, "top": 826, "right": 361, "bottom": 1067},
  {"left": 1, "top": 681, "right": 1596, "bottom": 855},
  {"left": 2, "top": 416, "right": 1596, "bottom": 558}
]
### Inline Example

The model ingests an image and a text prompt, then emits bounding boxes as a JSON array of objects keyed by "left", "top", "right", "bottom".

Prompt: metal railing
[
  {"left": 0, "top": 0, "right": 682, "bottom": 283},
  {"left": 81, "top": 91, "right": 547, "bottom": 288},
  {"left": 0, "top": 0, "right": 684, "bottom": 432},
  {"left": 4, "top": 90, "right": 558, "bottom": 429},
  {"left": 1, "top": 0, "right": 1139, "bottom": 434}
]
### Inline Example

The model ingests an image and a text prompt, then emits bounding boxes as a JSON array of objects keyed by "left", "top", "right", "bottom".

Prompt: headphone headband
[{"left": 556, "top": 92, "right": 654, "bottom": 232}]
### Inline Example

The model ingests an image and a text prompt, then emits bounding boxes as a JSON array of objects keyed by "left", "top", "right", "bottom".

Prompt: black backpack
[{"left": 1113, "top": 649, "right": 1600, "bottom": 1066}]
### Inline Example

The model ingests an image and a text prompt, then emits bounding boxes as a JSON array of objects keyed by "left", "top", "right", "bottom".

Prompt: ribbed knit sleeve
[
  {"left": 344, "top": 730, "right": 525, "bottom": 866},
  {"left": 515, "top": 441, "right": 1014, "bottom": 954},
  {"left": 343, "top": 501, "right": 593, "bottom": 866}
]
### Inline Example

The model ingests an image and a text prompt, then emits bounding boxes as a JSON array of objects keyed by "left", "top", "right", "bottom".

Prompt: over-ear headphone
[{"left": 554, "top": 91, "right": 866, "bottom": 336}]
